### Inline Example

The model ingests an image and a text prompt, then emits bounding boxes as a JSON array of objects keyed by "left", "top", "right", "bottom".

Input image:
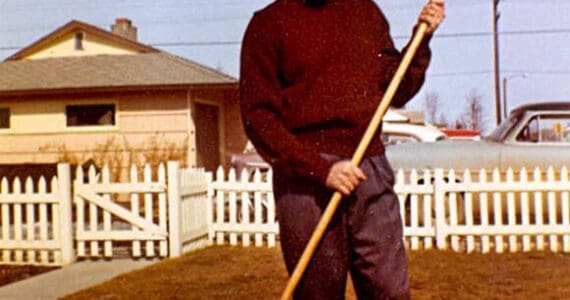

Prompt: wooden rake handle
[{"left": 280, "top": 22, "right": 429, "bottom": 300}]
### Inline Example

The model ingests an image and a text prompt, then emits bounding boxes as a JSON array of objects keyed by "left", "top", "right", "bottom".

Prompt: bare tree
[
  {"left": 438, "top": 112, "right": 449, "bottom": 128},
  {"left": 423, "top": 91, "right": 439, "bottom": 124},
  {"left": 459, "top": 89, "right": 486, "bottom": 131}
]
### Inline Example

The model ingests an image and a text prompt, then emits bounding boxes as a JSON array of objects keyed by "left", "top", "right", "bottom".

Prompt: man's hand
[
  {"left": 419, "top": 0, "right": 445, "bottom": 34},
  {"left": 325, "top": 161, "right": 367, "bottom": 196}
]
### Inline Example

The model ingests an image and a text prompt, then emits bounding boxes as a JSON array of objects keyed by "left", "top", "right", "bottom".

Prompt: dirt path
[{"left": 61, "top": 246, "right": 570, "bottom": 299}]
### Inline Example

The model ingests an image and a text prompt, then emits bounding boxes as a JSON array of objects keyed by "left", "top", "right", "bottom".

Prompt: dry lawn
[
  {"left": 62, "top": 246, "right": 570, "bottom": 300},
  {"left": 0, "top": 265, "right": 57, "bottom": 287}
]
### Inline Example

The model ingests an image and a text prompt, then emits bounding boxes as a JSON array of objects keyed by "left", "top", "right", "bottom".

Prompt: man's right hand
[
  {"left": 325, "top": 160, "right": 367, "bottom": 196},
  {"left": 419, "top": 0, "right": 445, "bottom": 34}
]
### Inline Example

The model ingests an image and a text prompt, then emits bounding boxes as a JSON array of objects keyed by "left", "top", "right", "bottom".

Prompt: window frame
[
  {"left": 514, "top": 112, "right": 570, "bottom": 145},
  {"left": 74, "top": 31, "right": 85, "bottom": 51},
  {"left": 65, "top": 102, "right": 118, "bottom": 132},
  {"left": 0, "top": 107, "right": 10, "bottom": 131}
]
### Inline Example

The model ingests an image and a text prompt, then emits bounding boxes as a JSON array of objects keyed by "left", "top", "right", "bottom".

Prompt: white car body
[
  {"left": 382, "top": 122, "right": 447, "bottom": 145},
  {"left": 381, "top": 110, "right": 447, "bottom": 145}
]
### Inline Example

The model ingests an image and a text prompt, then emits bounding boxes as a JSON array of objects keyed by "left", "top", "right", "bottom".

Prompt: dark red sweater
[{"left": 240, "top": 0, "right": 431, "bottom": 185}]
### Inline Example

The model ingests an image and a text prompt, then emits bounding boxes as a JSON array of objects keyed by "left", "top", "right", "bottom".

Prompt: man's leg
[
  {"left": 274, "top": 174, "right": 349, "bottom": 300},
  {"left": 348, "top": 155, "right": 410, "bottom": 300}
]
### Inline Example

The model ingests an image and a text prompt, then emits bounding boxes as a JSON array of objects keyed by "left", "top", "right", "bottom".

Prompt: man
[{"left": 240, "top": 0, "right": 445, "bottom": 299}]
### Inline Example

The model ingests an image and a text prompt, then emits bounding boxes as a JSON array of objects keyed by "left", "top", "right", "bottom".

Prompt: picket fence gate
[
  {"left": 73, "top": 162, "right": 211, "bottom": 260},
  {"left": 2, "top": 162, "right": 570, "bottom": 266},
  {"left": 74, "top": 164, "right": 170, "bottom": 258}
]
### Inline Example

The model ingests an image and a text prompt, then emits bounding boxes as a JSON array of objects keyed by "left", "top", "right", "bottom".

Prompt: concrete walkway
[{"left": 0, "top": 259, "right": 156, "bottom": 300}]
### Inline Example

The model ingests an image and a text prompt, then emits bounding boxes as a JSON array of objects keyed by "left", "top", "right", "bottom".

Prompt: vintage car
[
  {"left": 386, "top": 102, "right": 570, "bottom": 172},
  {"left": 230, "top": 141, "right": 270, "bottom": 174}
]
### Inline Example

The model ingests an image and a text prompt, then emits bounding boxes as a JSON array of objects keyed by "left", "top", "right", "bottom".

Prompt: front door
[{"left": 194, "top": 102, "right": 221, "bottom": 171}]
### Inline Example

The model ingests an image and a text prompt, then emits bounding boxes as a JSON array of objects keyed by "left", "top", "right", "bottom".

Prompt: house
[{"left": 0, "top": 18, "right": 247, "bottom": 177}]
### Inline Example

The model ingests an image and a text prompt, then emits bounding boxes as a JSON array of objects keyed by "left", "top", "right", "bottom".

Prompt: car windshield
[{"left": 485, "top": 114, "right": 521, "bottom": 142}]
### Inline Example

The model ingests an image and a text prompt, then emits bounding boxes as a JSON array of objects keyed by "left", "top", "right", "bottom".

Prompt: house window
[
  {"left": 0, "top": 108, "right": 9, "bottom": 129},
  {"left": 74, "top": 32, "right": 84, "bottom": 50},
  {"left": 66, "top": 104, "right": 115, "bottom": 127}
]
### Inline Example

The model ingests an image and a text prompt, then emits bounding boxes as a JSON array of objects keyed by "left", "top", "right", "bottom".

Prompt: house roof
[
  {"left": 4, "top": 20, "right": 158, "bottom": 61},
  {"left": 0, "top": 19, "right": 237, "bottom": 96},
  {"left": 0, "top": 52, "right": 236, "bottom": 95}
]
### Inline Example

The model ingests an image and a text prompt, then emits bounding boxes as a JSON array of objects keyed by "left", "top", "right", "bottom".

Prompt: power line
[
  {"left": 154, "top": 41, "right": 240, "bottom": 47},
  {"left": 429, "top": 69, "right": 570, "bottom": 78},
  {"left": 145, "top": 28, "right": 570, "bottom": 47},
  {"left": 429, "top": 71, "right": 494, "bottom": 77},
  {"left": 1, "top": 27, "right": 569, "bottom": 51},
  {"left": 148, "top": 28, "right": 570, "bottom": 46},
  {"left": 505, "top": 69, "right": 570, "bottom": 75},
  {"left": 0, "top": 0, "right": 476, "bottom": 12}
]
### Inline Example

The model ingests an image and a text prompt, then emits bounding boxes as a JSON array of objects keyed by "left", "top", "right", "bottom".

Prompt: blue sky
[{"left": 1, "top": 0, "right": 569, "bottom": 133}]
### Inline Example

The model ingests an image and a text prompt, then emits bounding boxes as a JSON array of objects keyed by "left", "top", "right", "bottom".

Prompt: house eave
[
  {"left": 5, "top": 20, "right": 159, "bottom": 61},
  {"left": 0, "top": 83, "right": 238, "bottom": 98}
]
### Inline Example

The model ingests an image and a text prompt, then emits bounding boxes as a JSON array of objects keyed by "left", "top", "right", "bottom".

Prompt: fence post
[
  {"left": 57, "top": 163, "right": 75, "bottom": 265},
  {"left": 434, "top": 168, "right": 447, "bottom": 250},
  {"left": 167, "top": 161, "right": 182, "bottom": 257},
  {"left": 206, "top": 171, "right": 214, "bottom": 246}
]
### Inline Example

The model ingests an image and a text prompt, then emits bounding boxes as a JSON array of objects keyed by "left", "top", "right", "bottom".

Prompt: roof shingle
[{"left": 0, "top": 52, "right": 236, "bottom": 94}]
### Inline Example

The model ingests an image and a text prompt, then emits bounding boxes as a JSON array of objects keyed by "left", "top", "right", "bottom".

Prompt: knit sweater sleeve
[
  {"left": 379, "top": 18, "right": 433, "bottom": 108},
  {"left": 239, "top": 14, "right": 334, "bottom": 185}
]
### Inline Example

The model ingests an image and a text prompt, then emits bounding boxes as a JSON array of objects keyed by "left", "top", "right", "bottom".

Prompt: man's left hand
[{"left": 419, "top": 0, "right": 445, "bottom": 34}]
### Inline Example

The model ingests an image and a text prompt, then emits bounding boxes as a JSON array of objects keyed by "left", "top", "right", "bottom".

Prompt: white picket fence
[
  {"left": 396, "top": 166, "right": 570, "bottom": 253},
  {"left": 2, "top": 162, "right": 570, "bottom": 266},
  {"left": 167, "top": 162, "right": 212, "bottom": 256},
  {"left": 211, "top": 166, "right": 570, "bottom": 254},
  {"left": 0, "top": 164, "right": 73, "bottom": 266},
  {"left": 210, "top": 167, "right": 277, "bottom": 247}
]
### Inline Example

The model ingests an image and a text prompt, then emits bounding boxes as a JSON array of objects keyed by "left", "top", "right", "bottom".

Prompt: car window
[
  {"left": 486, "top": 113, "right": 521, "bottom": 142},
  {"left": 516, "top": 114, "right": 570, "bottom": 143}
]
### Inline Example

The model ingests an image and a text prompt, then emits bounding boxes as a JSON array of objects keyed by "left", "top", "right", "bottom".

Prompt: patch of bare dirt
[
  {"left": 62, "top": 246, "right": 570, "bottom": 300},
  {"left": 0, "top": 265, "right": 58, "bottom": 287}
]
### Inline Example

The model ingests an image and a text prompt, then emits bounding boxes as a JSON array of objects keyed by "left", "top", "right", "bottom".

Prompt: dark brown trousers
[{"left": 274, "top": 154, "right": 410, "bottom": 300}]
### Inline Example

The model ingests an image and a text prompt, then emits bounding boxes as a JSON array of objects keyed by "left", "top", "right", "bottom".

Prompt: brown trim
[
  {"left": 0, "top": 83, "right": 238, "bottom": 98},
  {"left": 5, "top": 20, "right": 158, "bottom": 61}
]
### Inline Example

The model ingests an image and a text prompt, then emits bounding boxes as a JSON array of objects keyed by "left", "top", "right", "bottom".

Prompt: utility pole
[{"left": 492, "top": 0, "right": 502, "bottom": 125}]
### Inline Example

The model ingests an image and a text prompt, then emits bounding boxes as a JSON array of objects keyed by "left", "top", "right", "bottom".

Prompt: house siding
[
  {"left": 0, "top": 88, "right": 246, "bottom": 175},
  {"left": 0, "top": 91, "right": 191, "bottom": 168}
]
